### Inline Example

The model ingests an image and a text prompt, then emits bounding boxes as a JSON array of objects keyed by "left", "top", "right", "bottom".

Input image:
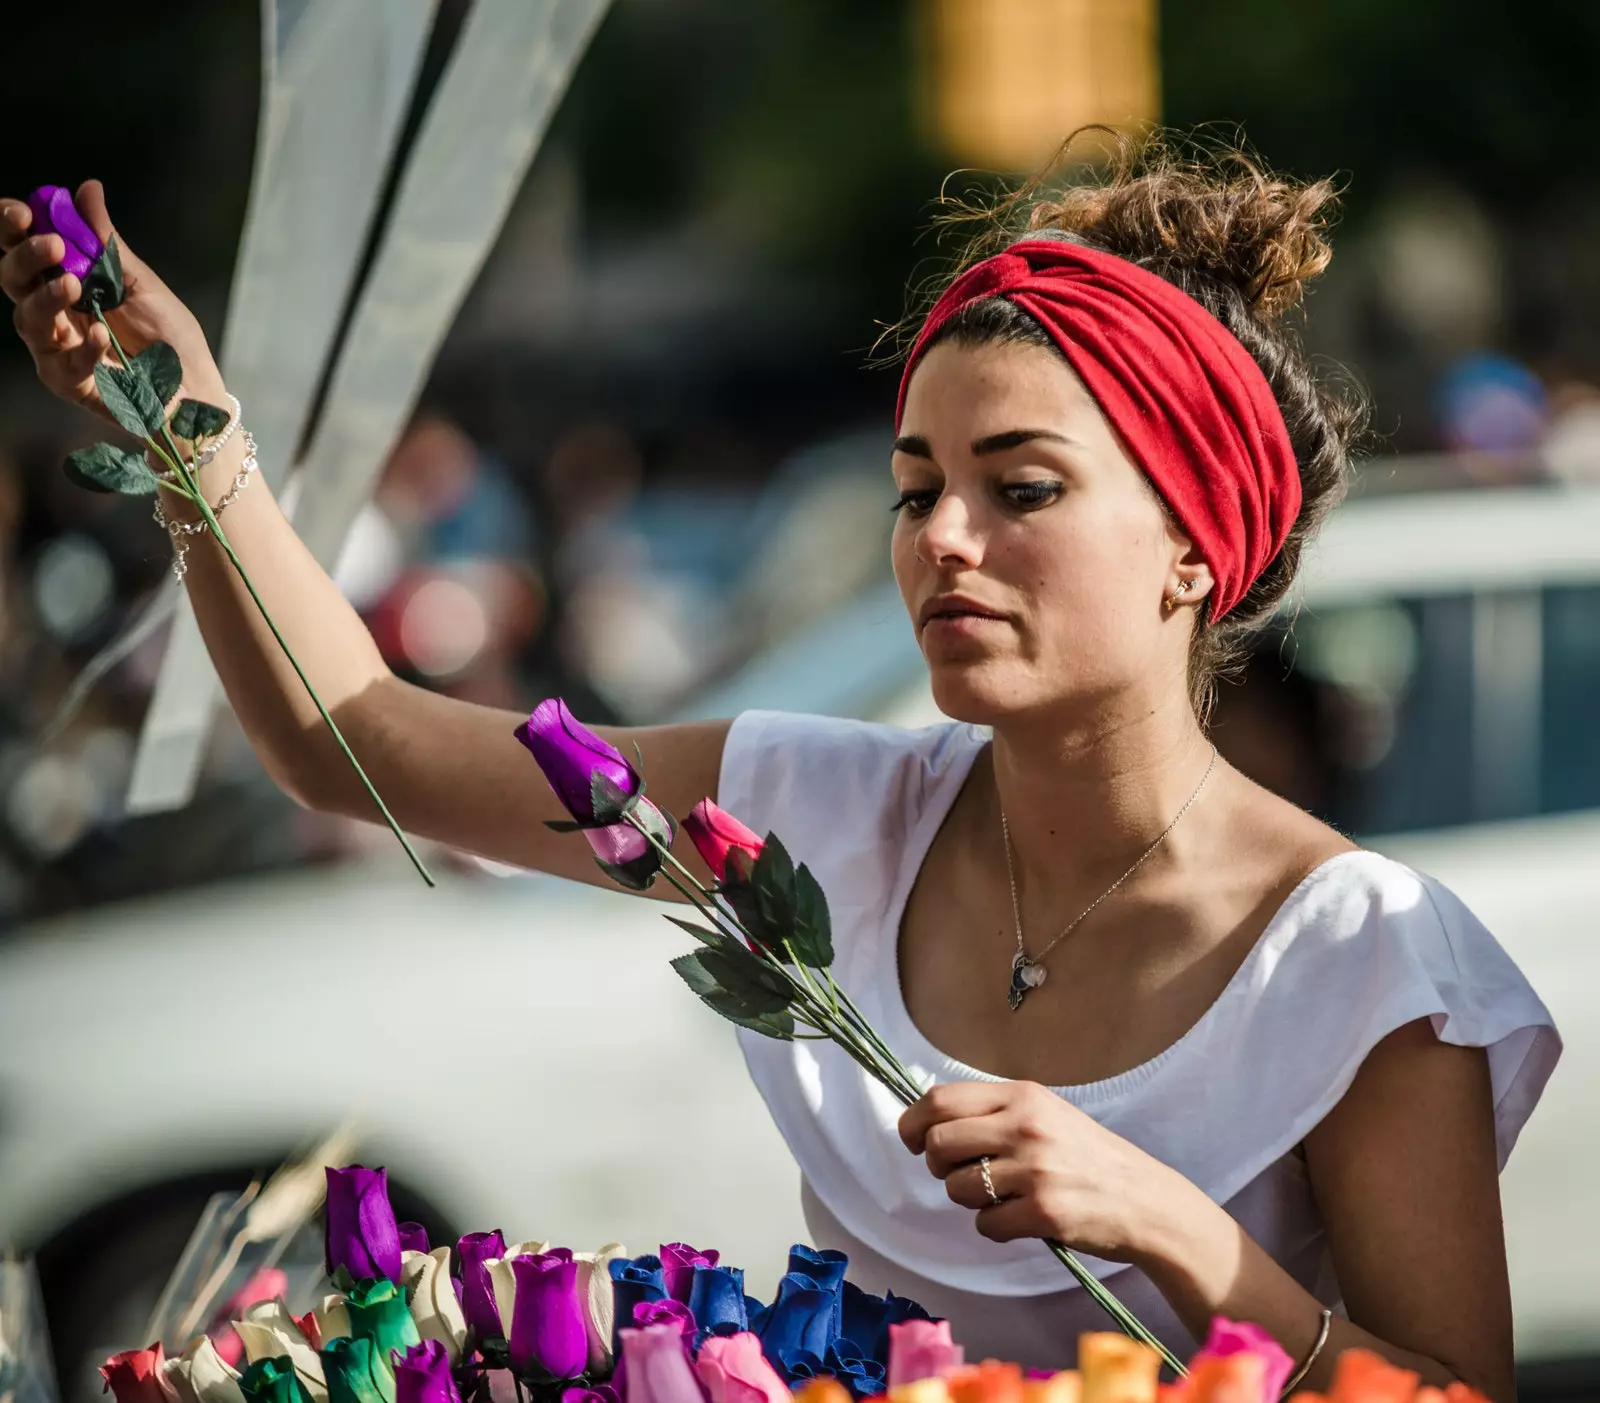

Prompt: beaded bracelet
[{"left": 152, "top": 428, "right": 258, "bottom": 581}]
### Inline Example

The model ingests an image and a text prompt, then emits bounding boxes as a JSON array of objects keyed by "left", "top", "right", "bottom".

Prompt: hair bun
[{"left": 961, "top": 129, "right": 1341, "bottom": 324}]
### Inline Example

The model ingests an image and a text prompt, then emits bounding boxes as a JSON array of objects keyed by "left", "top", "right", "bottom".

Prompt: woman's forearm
[
  {"left": 162, "top": 365, "right": 396, "bottom": 808},
  {"left": 1133, "top": 1168, "right": 1472, "bottom": 1395}
]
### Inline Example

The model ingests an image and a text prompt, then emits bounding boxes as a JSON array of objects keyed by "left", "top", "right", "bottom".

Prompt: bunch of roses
[{"left": 94, "top": 1166, "right": 979, "bottom": 1403}]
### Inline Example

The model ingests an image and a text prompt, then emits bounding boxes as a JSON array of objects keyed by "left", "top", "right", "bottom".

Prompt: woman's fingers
[
  {"left": 943, "top": 1154, "right": 1011, "bottom": 1210},
  {"left": 0, "top": 199, "right": 31, "bottom": 252},
  {"left": 898, "top": 1081, "right": 1015, "bottom": 1153},
  {"left": 920, "top": 1110, "right": 1011, "bottom": 1178},
  {"left": 13, "top": 275, "right": 79, "bottom": 347},
  {"left": 1, "top": 234, "right": 65, "bottom": 303}
]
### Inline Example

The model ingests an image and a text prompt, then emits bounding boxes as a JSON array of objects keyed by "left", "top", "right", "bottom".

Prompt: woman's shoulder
[{"left": 716, "top": 711, "right": 985, "bottom": 864}]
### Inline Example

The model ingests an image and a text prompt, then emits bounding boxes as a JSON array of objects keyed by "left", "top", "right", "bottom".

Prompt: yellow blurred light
[{"left": 924, "top": 0, "right": 1159, "bottom": 170}]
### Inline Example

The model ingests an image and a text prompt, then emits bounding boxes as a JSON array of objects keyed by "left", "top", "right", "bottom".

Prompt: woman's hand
[
  {"left": 0, "top": 180, "right": 223, "bottom": 420},
  {"left": 899, "top": 1080, "right": 1198, "bottom": 1263}
]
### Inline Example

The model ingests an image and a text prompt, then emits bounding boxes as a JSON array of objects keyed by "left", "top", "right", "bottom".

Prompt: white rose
[{"left": 400, "top": 1249, "right": 468, "bottom": 1361}]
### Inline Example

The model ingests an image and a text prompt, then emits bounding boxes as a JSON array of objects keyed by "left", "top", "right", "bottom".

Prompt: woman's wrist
[{"left": 1121, "top": 1157, "right": 1239, "bottom": 1307}]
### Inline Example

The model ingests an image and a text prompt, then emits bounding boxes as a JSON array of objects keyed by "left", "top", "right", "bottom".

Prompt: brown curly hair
[{"left": 898, "top": 128, "right": 1370, "bottom": 720}]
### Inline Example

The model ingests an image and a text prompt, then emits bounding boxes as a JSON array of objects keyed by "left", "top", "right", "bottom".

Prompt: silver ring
[{"left": 978, "top": 1156, "right": 1001, "bottom": 1206}]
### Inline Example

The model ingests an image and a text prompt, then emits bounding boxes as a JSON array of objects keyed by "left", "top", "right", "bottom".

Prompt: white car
[{"left": 3, "top": 481, "right": 1598, "bottom": 1400}]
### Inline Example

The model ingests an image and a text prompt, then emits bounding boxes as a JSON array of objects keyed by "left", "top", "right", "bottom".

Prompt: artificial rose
[
  {"left": 682, "top": 800, "right": 765, "bottom": 884},
  {"left": 515, "top": 700, "right": 674, "bottom": 889},
  {"left": 792, "top": 1383, "right": 853, "bottom": 1403},
  {"left": 886, "top": 1320, "right": 964, "bottom": 1390},
  {"left": 785, "top": 1247, "right": 845, "bottom": 1339},
  {"left": 839, "top": 1284, "right": 930, "bottom": 1366},
  {"left": 633, "top": 1299, "right": 696, "bottom": 1343},
  {"left": 1175, "top": 1355, "right": 1266, "bottom": 1403},
  {"left": 24, "top": 183, "right": 122, "bottom": 314},
  {"left": 696, "top": 1332, "right": 790, "bottom": 1403},
  {"left": 238, "top": 1358, "right": 314, "bottom": 1403},
  {"left": 313, "top": 1296, "right": 353, "bottom": 1351},
  {"left": 393, "top": 1342, "right": 462, "bottom": 1403},
  {"left": 890, "top": 1382, "right": 955, "bottom": 1403},
  {"left": 401, "top": 1249, "right": 469, "bottom": 1361},
  {"left": 457, "top": 1231, "right": 508, "bottom": 1341},
  {"left": 609, "top": 1255, "right": 667, "bottom": 1354},
  {"left": 1324, "top": 1351, "right": 1427, "bottom": 1403},
  {"left": 319, "top": 1338, "right": 393, "bottom": 1403},
  {"left": 484, "top": 1240, "right": 553, "bottom": 1344},
  {"left": 949, "top": 1362, "right": 1026, "bottom": 1403},
  {"left": 576, "top": 1243, "right": 630, "bottom": 1372},
  {"left": 234, "top": 1301, "right": 329, "bottom": 1403},
  {"left": 618, "top": 1325, "right": 705, "bottom": 1403},
  {"left": 1076, "top": 1335, "right": 1158, "bottom": 1403},
  {"left": 100, "top": 1344, "right": 168, "bottom": 1403},
  {"left": 821, "top": 1341, "right": 887, "bottom": 1402},
  {"left": 753, "top": 1274, "right": 837, "bottom": 1376},
  {"left": 162, "top": 1338, "right": 248, "bottom": 1403},
  {"left": 506, "top": 1251, "right": 589, "bottom": 1379},
  {"left": 1187, "top": 1319, "right": 1292, "bottom": 1403},
  {"left": 294, "top": 1315, "right": 323, "bottom": 1354},
  {"left": 562, "top": 1389, "right": 621, "bottom": 1403},
  {"left": 516, "top": 699, "right": 638, "bottom": 822},
  {"left": 397, "top": 1223, "right": 431, "bottom": 1255},
  {"left": 345, "top": 1278, "right": 421, "bottom": 1365},
  {"left": 685, "top": 1266, "right": 748, "bottom": 1336},
  {"left": 1022, "top": 1374, "right": 1080, "bottom": 1403},
  {"left": 661, "top": 1243, "right": 720, "bottom": 1305},
  {"left": 324, "top": 1167, "right": 403, "bottom": 1286}
]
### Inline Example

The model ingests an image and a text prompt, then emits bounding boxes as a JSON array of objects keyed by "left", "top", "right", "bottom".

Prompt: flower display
[{"left": 94, "top": 1165, "right": 1492, "bottom": 1403}]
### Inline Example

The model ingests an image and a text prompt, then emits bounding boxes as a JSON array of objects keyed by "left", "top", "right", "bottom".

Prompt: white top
[{"left": 717, "top": 711, "right": 1562, "bottom": 1365}]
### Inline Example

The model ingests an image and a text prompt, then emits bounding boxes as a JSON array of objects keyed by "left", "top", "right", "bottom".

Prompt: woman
[{"left": 0, "top": 140, "right": 1557, "bottom": 1398}]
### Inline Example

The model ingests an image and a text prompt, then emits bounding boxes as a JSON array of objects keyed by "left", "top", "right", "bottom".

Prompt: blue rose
[
  {"left": 608, "top": 1255, "right": 666, "bottom": 1354},
  {"left": 753, "top": 1273, "right": 835, "bottom": 1375},
  {"left": 686, "top": 1265, "right": 747, "bottom": 1335}
]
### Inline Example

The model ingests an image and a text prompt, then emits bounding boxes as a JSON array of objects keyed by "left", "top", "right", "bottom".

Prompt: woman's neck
[{"left": 986, "top": 690, "right": 1217, "bottom": 885}]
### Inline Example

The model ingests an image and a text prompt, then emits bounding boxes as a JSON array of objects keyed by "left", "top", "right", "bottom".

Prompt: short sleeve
[{"left": 1124, "top": 854, "right": 1563, "bottom": 1208}]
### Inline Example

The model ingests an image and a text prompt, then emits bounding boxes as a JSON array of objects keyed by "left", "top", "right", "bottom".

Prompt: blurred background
[{"left": 1, "top": 0, "right": 1598, "bottom": 1398}]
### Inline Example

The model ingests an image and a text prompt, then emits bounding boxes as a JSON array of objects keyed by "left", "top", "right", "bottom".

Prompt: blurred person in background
[{"left": 0, "top": 132, "right": 1558, "bottom": 1396}]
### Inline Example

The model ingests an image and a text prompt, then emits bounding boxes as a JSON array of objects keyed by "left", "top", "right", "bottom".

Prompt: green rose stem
[
  {"left": 625, "top": 811, "right": 1185, "bottom": 1375},
  {"left": 94, "top": 312, "right": 434, "bottom": 887}
]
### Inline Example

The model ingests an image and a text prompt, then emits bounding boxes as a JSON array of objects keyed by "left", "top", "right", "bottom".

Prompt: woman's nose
[{"left": 916, "top": 493, "right": 984, "bottom": 569}]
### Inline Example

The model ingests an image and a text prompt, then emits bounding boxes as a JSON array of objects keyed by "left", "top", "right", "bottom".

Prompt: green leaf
[
  {"left": 671, "top": 951, "right": 720, "bottom": 999},
  {"left": 664, "top": 914, "right": 744, "bottom": 953},
  {"left": 589, "top": 769, "right": 638, "bottom": 826},
  {"left": 63, "top": 441, "right": 159, "bottom": 496},
  {"left": 670, "top": 953, "right": 795, "bottom": 1040},
  {"left": 171, "top": 397, "right": 230, "bottom": 441},
  {"left": 94, "top": 359, "right": 166, "bottom": 438},
  {"left": 698, "top": 946, "right": 794, "bottom": 1014},
  {"left": 790, "top": 861, "right": 835, "bottom": 967},
  {"left": 134, "top": 341, "right": 182, "bottom": 411},
  {"left": 701, "top": 992, "right": 795, "bottom": 1040}
]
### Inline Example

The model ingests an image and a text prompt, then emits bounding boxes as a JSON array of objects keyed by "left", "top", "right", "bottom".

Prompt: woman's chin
[{"left": 926, "top": 660, "right": 1024, "bottom": 727}]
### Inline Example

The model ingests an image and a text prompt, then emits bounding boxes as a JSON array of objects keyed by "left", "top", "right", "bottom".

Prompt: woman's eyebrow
[
  {"left": 892, "top": 433, "right": 932, "bottom": 457},
  {"left": 971, "top": 428, "right": 1076, "bottom": 455}
]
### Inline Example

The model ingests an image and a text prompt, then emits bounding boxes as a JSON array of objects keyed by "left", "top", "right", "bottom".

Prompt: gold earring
[{"left": 1165, "top": 579, "right": 1195, "bottom": 611}]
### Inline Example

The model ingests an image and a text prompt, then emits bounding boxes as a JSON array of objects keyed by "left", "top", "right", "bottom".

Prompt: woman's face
[{"left": 892, "top": 337, "right": 1201, "bottom": 726}]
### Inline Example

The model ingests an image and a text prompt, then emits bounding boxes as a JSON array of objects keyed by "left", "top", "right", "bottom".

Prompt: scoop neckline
[{"left": 875, "top": 729, "right": 1372, "bottom": 1105}]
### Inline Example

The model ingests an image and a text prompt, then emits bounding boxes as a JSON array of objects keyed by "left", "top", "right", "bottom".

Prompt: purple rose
[
  {"left": 633, "top": 1299, "right": 695, "bottom": 1343},
  {"left": 324, "top": 1166, "right": 402, "bottom": 1284},
  {"left": 515, "top": 699, "right": 637, "bottom": 822},
  {"left": 514, "top": 698, "right": 675, "bottom": 889},
  {"left": 25, "top": 186, "right": 101, "bottom": 280},
  {"left": 398, "top": 1222, "right": 431, "bottom": 1255},
  {"left": 394, "top": 1342, "right": 462, "bottom": 1403},
  {"left": 660, "top": 1243, "right": 719, "bottom": 1304},
  {"left": 457, "top": 1231, "right": 508, "bottom": 1341},
  {"left": 562, "top": 1390, "right": 620, "bottom": 1403},
  {"left": 508, "top": 1251, "right": 588, "bottom": 1379}
]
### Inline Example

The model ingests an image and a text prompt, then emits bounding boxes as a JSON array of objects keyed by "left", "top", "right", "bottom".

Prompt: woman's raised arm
[{"left": 0, "top": 182, "right": 729, "bottom": 884}]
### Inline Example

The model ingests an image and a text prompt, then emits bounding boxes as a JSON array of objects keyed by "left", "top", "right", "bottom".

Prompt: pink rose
[
  {"left": 682, "top": 800, "right": 765, "bottom": 884},
  {"left": 618, "top": 1324, "right": 705, "bottom": 1403},
  {"left": 1192, "top": 1318, "right": 1293, "bottom": 1403},
  {"left": 888, "top": 1319, "right": 965, "bottom": 1389},
  {"left": 694, "top": 1333, "right": 789, "bottom": 1403}
]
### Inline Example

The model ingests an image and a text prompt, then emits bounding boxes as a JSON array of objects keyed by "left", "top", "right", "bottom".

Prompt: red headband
[{"left": 896, "top": 239, "right": 1300, "bottom": 620}]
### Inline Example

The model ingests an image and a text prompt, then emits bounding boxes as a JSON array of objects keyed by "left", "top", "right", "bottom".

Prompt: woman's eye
[
  {"left": 891, "top": 489, "right": 939, "bottom": 517},
  {"left": 1002, "top": 481, "right": 1062, "bottom": 509}
]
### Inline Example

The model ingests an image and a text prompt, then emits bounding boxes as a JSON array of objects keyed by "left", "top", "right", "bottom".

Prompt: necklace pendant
[{"left": 1008, "top": 953, "right": 1047, "bottom": 1011}]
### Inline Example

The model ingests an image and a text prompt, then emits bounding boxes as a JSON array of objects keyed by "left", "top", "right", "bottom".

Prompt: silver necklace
[{"left": 1001, "top": 746, "right": 1219, "bottom": 1011}]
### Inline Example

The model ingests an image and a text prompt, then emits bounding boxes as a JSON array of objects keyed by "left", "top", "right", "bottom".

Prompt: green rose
[
  {"left": 345, "top": 1278, "right": 421, "bottom": 1364},
  {"left": 238, "top": 1357, "right": 313, "bottom": 1403},
  {"left": 320, "top": 1337, "right": 395, "bottom": 1403}
]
